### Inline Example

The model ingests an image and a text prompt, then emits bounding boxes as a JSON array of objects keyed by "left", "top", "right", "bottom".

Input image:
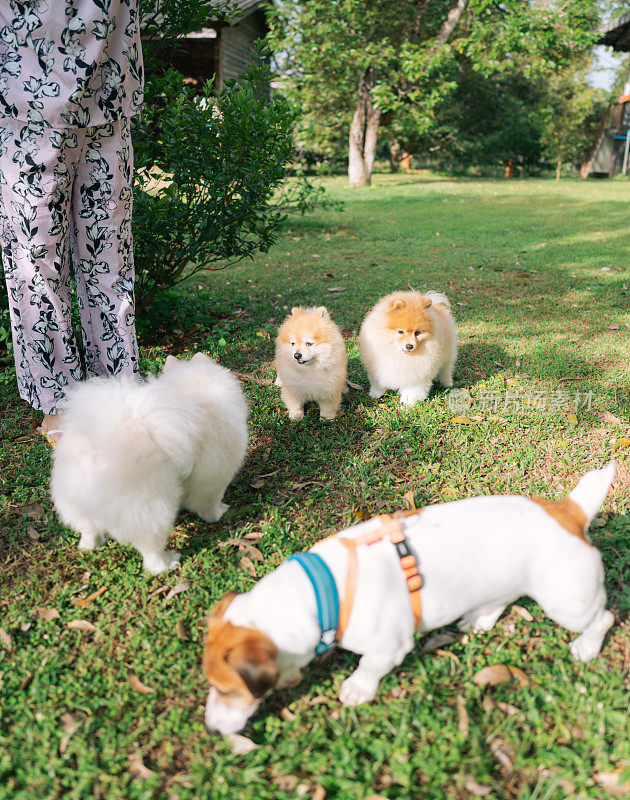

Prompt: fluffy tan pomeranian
[
  {"left": 359, "top": 290, "right": 457, "bottom": 406},
  {"left": 274, "top": 306, "right": 347, "bottom": 420}
]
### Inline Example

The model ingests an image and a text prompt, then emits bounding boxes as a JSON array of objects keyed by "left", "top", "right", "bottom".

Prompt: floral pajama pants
[{"left": 0, "top": 117, "right": 139, "bottom": 414}]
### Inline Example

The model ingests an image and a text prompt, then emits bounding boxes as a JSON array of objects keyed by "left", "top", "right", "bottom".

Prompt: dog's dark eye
[
  {"left": 397, "top": 330, "right": 404, "bottom": 335},
  {"left": 305, "top": 341, "right": 314, "bottom": 347},
  {"left": 414, "top": 330, "right": 421, "bottom": 336},
  {"left": 290, "top": 341, "right": 296, "bottom": 346}
]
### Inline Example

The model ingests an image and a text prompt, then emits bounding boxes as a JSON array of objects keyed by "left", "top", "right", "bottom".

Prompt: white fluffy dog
[
  {"left": 51, "top": 353, "right": 248, "bottom": 574},
  {"left": 359, "top": 290, "right": 457, "bottom": 405}
]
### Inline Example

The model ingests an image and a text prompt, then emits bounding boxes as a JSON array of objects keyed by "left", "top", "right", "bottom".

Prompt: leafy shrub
[{"left": 132, "top": 45, "right": 328, "bottom": 311}]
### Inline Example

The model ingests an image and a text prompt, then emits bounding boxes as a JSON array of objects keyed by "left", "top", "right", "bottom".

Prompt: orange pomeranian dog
[
  {"left": 359, "top": 291, "right": 457, "bottom": 406},
  {"left": 274, "top": 306, "right": 347, "bottom": 420}
]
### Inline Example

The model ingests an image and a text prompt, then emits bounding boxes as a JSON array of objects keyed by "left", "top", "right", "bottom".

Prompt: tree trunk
[
  {"left": 348, "top": 67, "right": 381, "bottom": 187},
  {"left": 504, "top": 158, "right": 514, "bottom": 179},
  {"left": 400, "top": 150, "right": 412, "bottom": 172},
  {"left": 556, "top": 157, "right": 561, "bottom": 181},
  {"left": 427, "top": 0, "right": 469, "bottom": 54}
]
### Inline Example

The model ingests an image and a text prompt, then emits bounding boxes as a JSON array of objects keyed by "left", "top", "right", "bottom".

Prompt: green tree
[
  {"left": 540, "top": 61, "right": 610, "bottom": 179},
  {"left": 269, "top": 0, "right": 601, "bottom": 185}
]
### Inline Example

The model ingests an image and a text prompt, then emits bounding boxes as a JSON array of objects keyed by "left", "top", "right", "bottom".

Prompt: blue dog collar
[{"left": 287, "top": 552, "right": 339, "bottom": 655}]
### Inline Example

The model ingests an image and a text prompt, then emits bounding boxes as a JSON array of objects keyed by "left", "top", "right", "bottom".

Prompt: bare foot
[{"left": 39, "top": 413, "right": 64, "bottom": 445}]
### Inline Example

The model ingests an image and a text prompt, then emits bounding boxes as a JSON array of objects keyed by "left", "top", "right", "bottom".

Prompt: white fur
[
  {"left": 51, "top": 353, "right": 248, "bottom": 574},
  {"left": 205, "top": 464, "right": 616, "bottom": 732},
  {"left": 359, "top": 291, "right": 458, "bottom": 405}
]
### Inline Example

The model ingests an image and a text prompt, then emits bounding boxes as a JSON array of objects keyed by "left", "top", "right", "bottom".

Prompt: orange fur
[
  {"left": 203, "top": 593, "right": 279, "bottom": 706},
  {"left": 532, "top": 497, "right": 590, "bottom": 544},
  {"left": 277, "top": 306, "right": 338, "bottom": 347}
]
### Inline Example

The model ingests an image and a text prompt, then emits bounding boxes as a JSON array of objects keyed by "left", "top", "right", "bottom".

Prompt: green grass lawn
[{"left": 1, "top": 172, "right": 629, "bottom": 800}]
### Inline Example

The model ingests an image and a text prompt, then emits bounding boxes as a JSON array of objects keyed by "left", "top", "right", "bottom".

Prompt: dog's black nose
[
  {"left": 294, "top": 352, "right": 302, "bottom": 360},
  {"left": 405, "top": 343, "right": 414, "bottom": 351}
]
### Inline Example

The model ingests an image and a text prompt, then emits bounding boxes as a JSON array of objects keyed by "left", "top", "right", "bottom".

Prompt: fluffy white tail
[
  {"left": 569, "top": 461, "right": 617, "bottom": 525},
  {"left": 425, "top": 291, "right": 451, "bottom": 310}
]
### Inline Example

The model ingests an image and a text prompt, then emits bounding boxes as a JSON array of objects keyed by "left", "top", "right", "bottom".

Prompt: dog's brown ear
[
  {"left": 227, "top": 633, "right": 280, "bottom": 698},
  {"left": 388, "top": 298, "right": 406, "bottom": 311},
  {"left": 316, "top": 306, "right": 330, "bottom": 318},
  {"left": 208, "top": 591, "right": 237, "bottom": 622},
  {"left": 162, "top": 354, "right": 179, "bottom": 372},
  {"left": 421, "top": 297, "right": 433, "bottom": 309}
]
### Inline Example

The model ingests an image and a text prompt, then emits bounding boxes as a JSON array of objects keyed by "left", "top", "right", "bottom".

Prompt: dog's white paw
[
  {"left": 339, "top": 674, "right": 377, "bottom": 706},
  {"left": 143, "top": 550, "right": 181, "bottom": 575},
  {"left": 569, "top": 637, "right": 599, "bottom": 663},
  {"left": 78, "top": 532, "right": 104, "bottom": 551},
  {"left": 274, "top": 376, "right": 282, "bottom": 387},
  {"left": 204, "top": 502, "right": 229, "bottom": 523},
  {"left": 288, "top": 409, "right": 304, "bottom": 421},
  {"left": 368, "top": 385, "right": 385, "bottom": 400}
]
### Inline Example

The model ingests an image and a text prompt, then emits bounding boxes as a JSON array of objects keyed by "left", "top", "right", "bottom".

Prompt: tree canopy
[{"left": 269, "top": 0, "right": 604, "bottom": 182}]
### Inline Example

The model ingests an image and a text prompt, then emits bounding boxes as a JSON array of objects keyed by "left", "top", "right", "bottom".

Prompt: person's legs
[
  {"left": 71, "top": 118, "right": 139, "bottom": 379},
  {"left": 0, "top": 118, "right": 86, "bottom": 421}
]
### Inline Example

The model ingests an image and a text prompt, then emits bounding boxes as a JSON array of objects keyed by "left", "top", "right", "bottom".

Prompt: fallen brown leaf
[
  {"left": 403, "top": 490, "right": 416, "bottom": 511},
  {"left": 474, "top": 664, "right": 529, "bottom": 687},
  {"left": 32, "top": 607, "right": 60, "bottom": 621},
  {"left": 435, "top": 648, "right": 460, "bottom": 664},
  {"left": 128, "top": 752, "right": 155, "bottom": 781},
  {"left": 600, "top": 411, "right": 622, "bottom": 426},
  {"left": 60, "top": 711, "right": 85, "bottom": 736},
  {"left": 0, "top": 627, "right": 13, "bottom": 652},
  {"left": 326, "top": 286, "right": 346, "bottom": 293},
  {"left": 464, "top": 778, "right": 492, "bottom": 797},
  {"left": 489, "top": 738, "right": 515, "bottom": 776},
  {"left": 274, "top": 774, "right": 298, "bottom": 792},
  {"left": 451, "top": 415, "right": 473, "bottom": 424},
  {"left": 228, "top": 733, "right": 259, "bottom": 755},
  {"left": 497, "top": 701, "right": 521, "bottom": 717},
  {"left": 21, "top": 504, "right": 45, "bottom": 519},
  {"left": 345, "top": 379, "right": 364, "bottom": 391},
  {"left": 232, "top": 372, "right": 273, "bottom": 387},
  {"left": 457, "top": 695, "right": 469, "bottom": 735},
  {"left": 609, "top": 323, "right": 620, "bottom": 331},
  {"left": 239, "top": 556, "right": 257, "bottom": 577},
  {"left": 614, "top": 438, "right": 630, "bottom": 452},
  {"left": 26, "top": 526, "right": 39, "bottom": 541},
  {"left": 594, "top": 767, "right": 630, "bottom": 796},
  {"left": 421, "top": 632, "right": 459, "bottom": 652},
  {"left": 175, "top": 619, "right": 189, "bottom": 640},
  {"left": 59, "top": 711, "right": 86, "bottom": 754},
  {"left": 71, "top": 586, "right": 107, "bottom": 608},
  {"left": 163, "top": 582, "right": 190, "bottom": 605},
  {"left": 558, "top": 376, "right": 581, "bottom": 382},
  {"left": 249, "top": 478, "right": 265, "bottom": 489},
  {"left": 312, "top": 786, "right": 327, "bottom": 800},
  {"left": 512, "top": 605, "right": 533, "bottom": 622},
  {"left": 67, "top": 620, "right": 96, "bottom": 632},
  {"left": 129, "top": 674, "right": 155, "bottom": 694}
]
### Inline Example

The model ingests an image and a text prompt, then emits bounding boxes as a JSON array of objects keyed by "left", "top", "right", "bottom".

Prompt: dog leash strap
[{"left": 287, "top": 552, "right": 340, "bottom": 655}]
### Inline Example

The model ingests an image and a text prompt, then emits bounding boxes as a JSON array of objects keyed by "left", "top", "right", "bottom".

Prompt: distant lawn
[{"left": 1, "top": 172, "right": 628, "bottom": 800}]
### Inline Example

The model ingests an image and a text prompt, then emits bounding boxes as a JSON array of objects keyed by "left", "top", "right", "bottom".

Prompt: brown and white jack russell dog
[{"left": 203, "top": 463, "right": 616, "bottom": 734}]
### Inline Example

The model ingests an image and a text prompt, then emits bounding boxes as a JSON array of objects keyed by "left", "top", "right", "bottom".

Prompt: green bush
[{"left": 132, "top": 45, "right": 327, "bottom": 311}]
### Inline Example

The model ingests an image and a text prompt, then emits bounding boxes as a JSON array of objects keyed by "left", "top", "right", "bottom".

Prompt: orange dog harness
[{"left": 327, "top": 510, "right": 423, "bottom": 642}]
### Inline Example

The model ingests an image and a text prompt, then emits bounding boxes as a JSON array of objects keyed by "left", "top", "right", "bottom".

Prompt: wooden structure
[
  {"left": 582, "top": 14, "right": 630, "bottom": 177},
  {"left": 170, "top": 0, "right": 268, "bottom": 92}
]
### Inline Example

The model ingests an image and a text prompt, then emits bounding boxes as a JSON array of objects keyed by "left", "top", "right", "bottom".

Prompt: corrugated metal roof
[{"left": 599, "top": 12, "right": 630, "bottom": 51}]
